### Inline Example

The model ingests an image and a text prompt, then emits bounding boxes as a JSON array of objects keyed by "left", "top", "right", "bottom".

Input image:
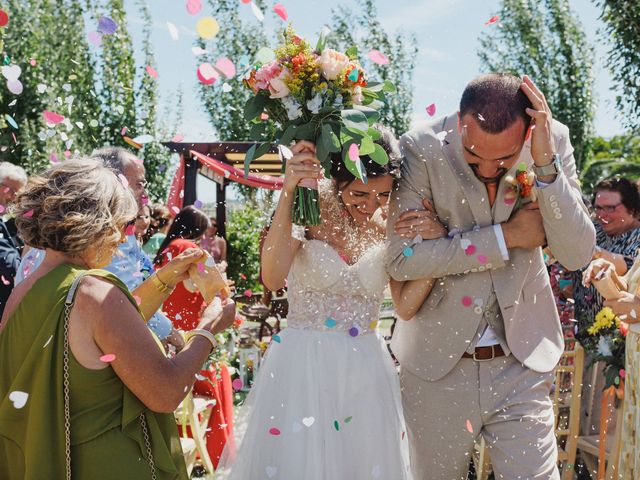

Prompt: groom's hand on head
[{"left": 502, "top": 202, "right": 546, "bottom": 249}]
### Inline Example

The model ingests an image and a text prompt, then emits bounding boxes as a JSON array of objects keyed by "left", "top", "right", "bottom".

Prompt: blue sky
[{"left": 120, "top": 0, "right": 624, "bottom": 201}]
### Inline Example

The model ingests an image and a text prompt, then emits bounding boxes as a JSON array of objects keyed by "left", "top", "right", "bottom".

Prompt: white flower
[
  {"left": 318, "top": 48, "right": 350, "bottom": 80},
  {"left": 333, "top": 94, "right": 343, "bottom": 108},
  {"left": 306, "top": 93, "right": 323, "bottom": 114},
  {"left": 352, "top": 86, "right": 364, "bottom": 105},
  {"left": 597, "top": 336, "right": 613, "bottom": 357},
  {"left": 282, "top": 97, "right": 302, "bottom": 120}
]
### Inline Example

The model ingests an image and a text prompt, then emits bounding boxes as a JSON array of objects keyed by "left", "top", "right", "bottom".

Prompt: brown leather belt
[{"left": 462, "top": 344, "right": 505, "bottom": 361}]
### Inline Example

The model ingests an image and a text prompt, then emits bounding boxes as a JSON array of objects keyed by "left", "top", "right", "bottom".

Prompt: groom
[{"left": 387, "top": 73, "right": 595, "bottom": 479}]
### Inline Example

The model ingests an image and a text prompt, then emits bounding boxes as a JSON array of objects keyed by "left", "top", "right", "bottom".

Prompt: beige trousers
[{"left": 400, "top": 355, "right": 559, "bottom": 479}]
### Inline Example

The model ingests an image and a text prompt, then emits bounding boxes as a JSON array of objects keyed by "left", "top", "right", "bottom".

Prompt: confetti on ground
[
  {"left": 348, "top": 143, "right": 359, "bottom": 161},
  {"left": 466, "top": 419, "right": 473, "bottom": 433},
  {"left": 367, "top": 49, "right": 389, "bottom": 65},
  {"left": 196, "top": 17, "right": 220, "bottom": 39},
  {"left": 333, "top": 420, "right": 340, "bottom": 431},
  {"left": 344, "top": 416, "right": 353, "bottom": 423},
  {"left": 461, "top": 296, "right": 473, "bottom": 307},
  {"left": 302, "top": 416, "right": 315, "bottom": 427},
  {"left": 272, "top": 334, "right": 281, "bottom": 343},
  {"left": 9, "top": 391, "right": 28, "bottom": 409},
  {"left": 232, "top": 378, "right": 243, "bottom": 390},
  {"left": 426, "top": 103, "right": 436, "bottom": 116},
  {"left": 464, "top": 244, "right": 476, "bottom": 256},
  {"left": 98, "top": 16, "right": 118, "bottom": 35},
  {"left": 325, "top": 318, "right": 337, "bottom": 328},
  {"left": 266, "top": 466, "right": 277, "bottom": 478},
  {"left": 43, "top": 110, "right": 65, "bottom": 124},
  {"left": 477, "top": 254, "right": 488, "bottom": 264},
  {"left": 273, "top": 3, "right": 288, "bottom": 21},
  {"left": 268, "top": 427, "right": 281, "bottom": 436},
  {"left": 348, "top": 326, "right": 359, "bottom": 337},
  {"left": 145, "top": 65, "right": 158, "bottom": 78},
  {"left": 485, "top": 15, "right": 499, "bottom": 26},
  {"left": 186, "top": 0, "right": 202, "bottom": 15},
  {"left": 251, "top": 2, "right": 265, "bottom": 21},
  {"left": 100, "top": 353, "right": 116, "bottom": 363},
  {"left": 402, "top": 246, "right": 414, "bottom": 257}
]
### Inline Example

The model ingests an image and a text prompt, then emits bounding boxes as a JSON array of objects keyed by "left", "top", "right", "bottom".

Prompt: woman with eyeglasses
[{"left": 571, "top": 177, "right": 640, "bottom": 437}]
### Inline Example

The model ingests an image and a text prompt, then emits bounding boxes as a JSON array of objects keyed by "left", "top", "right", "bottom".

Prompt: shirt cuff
[{"left": 493, "top": 225, "right": 509, "bottom": 261}]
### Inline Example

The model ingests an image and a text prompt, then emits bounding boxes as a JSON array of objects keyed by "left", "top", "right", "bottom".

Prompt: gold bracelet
[
  {"left": 184, "top": 329, "right": 218, "bottom": 353},
  {"left": 150, "top": 273, "right": 173, "bottom": 294}
]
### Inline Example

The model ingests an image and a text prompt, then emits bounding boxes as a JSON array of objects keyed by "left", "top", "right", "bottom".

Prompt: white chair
[{"left": 175, "top": 392, "right": 215, "bottom": 475}]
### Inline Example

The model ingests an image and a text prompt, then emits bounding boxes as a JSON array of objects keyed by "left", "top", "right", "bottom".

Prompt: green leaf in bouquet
[
  {"left": 345, "top": 46, "right": 358, "bottom": 59},
  {"left": 364, "top": 81, "right": 385, "bottom": 93},
  {"left": 353, "top": 104, "right": 380, "bottom": 125},
  {"left": 244, "top": 144, "right": 257, "bottom": 178},
  {"left": 342, "top": 141, "right": 367, "bottom": 183},
  {"left": 315, "top": 26, "right": 330, "bottom": 54},
  {"left": 382, "top": 80, "right": 397, "bottom": 93},
  {"left": 340, "top": 126, "right": 364, "bottom": 143},
  {"left": 367, "top": 127, "right": 382, "bottom": 141},
  {"left": 255, "top": 141, "right": 271, "bottom": 159},
  {"left": 279, "top": 123, "right": 298, "bottom": 146},
  {"left": 250, "top": 121, "right": 268, "bottom": 140},
  {"left": 294, "top": 122, "right": 316, "bottom": 141},
  {"left": 369, "top": 143, "right": 389, "bottom": 166},
  {"left": 341, "top": 109, "right": 369, "bottom": 132},
  {"left": 320, "top": 123, "right": 341, "bottom": 152},
  {"left": 244, "top": 92, "right": 268, "bottom": 121}
]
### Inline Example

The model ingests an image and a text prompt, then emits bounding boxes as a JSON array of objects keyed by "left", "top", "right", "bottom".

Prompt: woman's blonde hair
[{"left": 13, "top": 158, "right": 138, "bottom": 256}]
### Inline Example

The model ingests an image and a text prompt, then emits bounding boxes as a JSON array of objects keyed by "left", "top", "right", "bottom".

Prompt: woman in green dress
[{"left": 0, "top": 158, "right": 236, "bottom": 479}]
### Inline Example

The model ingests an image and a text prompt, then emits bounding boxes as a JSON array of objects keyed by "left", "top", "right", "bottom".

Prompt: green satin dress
[{"left": 0, "top": 264, "right": 188, "bottom": 479}]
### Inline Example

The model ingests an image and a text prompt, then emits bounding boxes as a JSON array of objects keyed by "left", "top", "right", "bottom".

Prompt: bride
[{"left": 225, "top": 126, "right": 446, "bottom": 479}]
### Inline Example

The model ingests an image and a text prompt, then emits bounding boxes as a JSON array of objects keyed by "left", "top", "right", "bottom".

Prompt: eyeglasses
[{"left": 594, "top": 203, "right": 623, "bottom": 214}]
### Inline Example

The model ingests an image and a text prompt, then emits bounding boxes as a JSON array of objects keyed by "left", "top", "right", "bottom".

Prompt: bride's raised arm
[
  {"left": 389, "top": 198, "right": 447, "bottom": 320},
  {"left": 261, "top": 141, "right": 321, "bottom": 291}
]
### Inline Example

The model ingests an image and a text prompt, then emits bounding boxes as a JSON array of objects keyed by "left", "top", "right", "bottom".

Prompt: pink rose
[
  {"left": 269, "top": 70, "right": 290, "bottom": 99},
  {"left": 318, "top": 48, "right": 350, "bottom": 80},
  {"left": 254, "top": 61, "right": 281, "bottom": 90}
]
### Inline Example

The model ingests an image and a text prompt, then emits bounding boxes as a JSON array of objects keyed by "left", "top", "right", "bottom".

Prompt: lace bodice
[{"left": 286, "top": 239, "right": 389, "bottom": 335}]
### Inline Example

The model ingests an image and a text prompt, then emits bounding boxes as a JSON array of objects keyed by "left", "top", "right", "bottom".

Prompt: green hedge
[{"left": 226, "top": 205, "right": 266, "bottom": 295}]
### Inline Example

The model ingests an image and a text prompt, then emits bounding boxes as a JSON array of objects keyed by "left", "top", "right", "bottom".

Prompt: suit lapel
[{"left": 440, "top": 114, "right": 493, "bottom": 227}]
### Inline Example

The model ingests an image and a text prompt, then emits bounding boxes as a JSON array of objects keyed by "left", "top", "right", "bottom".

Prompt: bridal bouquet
[
  {"left": 582, "top": 306, "right": 628, "bottom": 389},
  {"left": 243, "top": 26, "right": 396, "bottom": 226}
]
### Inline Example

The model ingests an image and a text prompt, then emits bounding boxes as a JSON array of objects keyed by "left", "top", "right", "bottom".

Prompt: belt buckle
[{"left": 473, "top": 345, "right": 495, "bottom": 362}]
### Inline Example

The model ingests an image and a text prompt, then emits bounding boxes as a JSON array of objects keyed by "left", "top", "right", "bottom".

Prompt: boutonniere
[{"left": 504, "top": 162, "right": 537, "bottom": 208}]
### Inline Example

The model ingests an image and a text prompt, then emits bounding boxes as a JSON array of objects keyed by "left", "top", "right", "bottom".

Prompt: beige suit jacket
[{"left": 387, "top": 113, "right": 595, "bottom": 382}]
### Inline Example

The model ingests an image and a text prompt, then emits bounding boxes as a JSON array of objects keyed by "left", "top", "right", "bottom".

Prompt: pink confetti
[
  {"left": 1, "top": 275, "right": 10, "bottom": 285},
  {"left": 348, "top": 143, "right": 360, "bottom": 162},
  {"left": 197, "top": 62, "right": 219, "bottom": 85},
  {"left": 186, "top": 0, "right": 202, "bottom": 15},
  {"left": 87, "top": 31, "right": 102, "bottom": 46},
  {"left": 145, "top": 65, "right": 158, "bottom": 79},
  {"left": 461, "top": 296, "right": 473, "bottom": 307},
  {"left": 125, "top": 224, "right": 136, "bottom": 236},
  {"left": 63, "top": 150, "right": 71, "bottom": 158},
  {"left": 171, "top": 206, "right": 180, "bottom": 215},
  {"left": 477, "top": 254, "right": 488, "bottom": 264},
  {"left": 133, "top": 295, "right": 141, "bottom": 306},
  {"left": 232, "top": 378, "right": 243, "bottom": 390},
  {"left": 504, "top": 197, "right": 515, "bottom": 205},
  {"left": 215, "top": 57, "right": 236, "bottom": 78},
  {"left": 268, "top": 428, "right": 281, "bottom": 436},
  {"left": 23, "top": 209, "right": 34, "bottom": 218},
  {"left": 244, "top": 289, "right": 253, "bottom": 298},
  {"left": 29, "top": 58, "right": 36, "bottom": 66},
  {"left": 42, "top": 110, "right": 65, "bottom": 124},
  {"left": 197, "top": 262, "right": 206, "bottom": 273},
  {"left": 120, "top": 126, "right": 127, "bottom": 136},
  {"left": 466, "top": 419, "right": 473, "bottom": 433},
  {"left": 367, "top": 49, "right": 389, "bottom": 65},
  {"left": 464, "top": 245, "right": 477, "bottom": 256},
  {"left": 49, "top": 153, "right": 60, "bottom": 164},
  {"left": 171, "top": 133, "right": 184, "bottom": 142},
  {"left": 100, "top": 353, "right": 116, "bottom": 363},
  {"left": 485, "top": 15, "right": 499, "bottom": 26},
  {"left": 273, "top": 3, "right": 288, "bottom": 21},
  {"left": 426, "top": 103, "right": 436, "bottom": 117},
  {"left": 239, "top": 273, "right": 247, "bottom": 280},
  {"left": 241, "top": 0, "right": 251, "bottom": 3},
  {"left": 0, "top": 205, "right": 5, "bottom": 214}
]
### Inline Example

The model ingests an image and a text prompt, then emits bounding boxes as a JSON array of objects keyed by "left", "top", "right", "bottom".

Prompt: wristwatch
[{"left": 533, "top": 154, "right": 561, "bottom": 178}]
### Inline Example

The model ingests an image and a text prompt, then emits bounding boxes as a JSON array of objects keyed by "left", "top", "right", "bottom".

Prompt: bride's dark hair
[{"left": 329, "top": 124, "right": 401, "bottom": 191}]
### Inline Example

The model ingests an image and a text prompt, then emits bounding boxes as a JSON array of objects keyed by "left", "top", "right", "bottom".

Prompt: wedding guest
[
  {"left": 134, "top": 204, "right": 152, "bottom": 243},
  {"left": 572, "top": 177, "right": 640, "bottom": 436},
  {"left": 200, "top": 217, "right": 227, "bottom": 264},
  {"left": 0, "top": 158, "right": 236, "bottom": 479},
  {"left": 0, "top": 162, "right": 27, "bottom": 316},
  {"left": 154, "top": 205, "right": 234, "bottom": 469},
  {"left": 143, "top": 204, "right": 172, "bottom": 258}
]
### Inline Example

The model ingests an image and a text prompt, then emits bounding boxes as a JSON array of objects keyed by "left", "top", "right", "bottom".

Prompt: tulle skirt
[{"left": 222, "top": 328, "right": 412, "bottom": 480}]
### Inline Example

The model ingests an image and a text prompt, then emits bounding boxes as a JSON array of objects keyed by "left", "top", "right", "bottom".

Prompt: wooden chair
[
  {"left": 175, "top": 392, "right": 215, "bottom": 476},
  {"left": 474, "top": 342, "right": 584, "bottom": 479},
  {"left": 576, "top": 402, "right": 623, "bottom": 480}
]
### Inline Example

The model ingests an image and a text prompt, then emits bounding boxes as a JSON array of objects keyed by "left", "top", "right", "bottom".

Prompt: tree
[
  {"left": 593, "top": 1, "right": 640, "bottom": 132},
  {"left": 579, "top": 134, "right": 640, "bottom": 194},
  {"left": 327, "top": 0, "right": 418, "bottom": 138},
  {"left": 478, "top": 0, "right": 595, "bottom": 169}
]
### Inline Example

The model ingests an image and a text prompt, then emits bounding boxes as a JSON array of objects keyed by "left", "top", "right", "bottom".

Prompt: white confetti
[{"left": 166, "top": 22, "right": 179, "bottom": 40}]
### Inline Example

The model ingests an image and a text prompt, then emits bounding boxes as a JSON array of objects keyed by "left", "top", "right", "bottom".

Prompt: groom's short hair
[{"left": 459, "top": 73, "right": 533, "bottom": 134}]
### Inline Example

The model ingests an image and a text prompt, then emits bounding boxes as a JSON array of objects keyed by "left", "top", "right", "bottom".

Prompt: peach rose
[
  {"left": 269, "top": 69, "right": 291, "bottom": 99},
  {"left": 319, "top": 48, "right": 350, "bottom": 80}
]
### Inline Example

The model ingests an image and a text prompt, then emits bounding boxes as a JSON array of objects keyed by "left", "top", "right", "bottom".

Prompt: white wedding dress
[{"left": 225, "top": 238, "right": 411, "bottom": 479}]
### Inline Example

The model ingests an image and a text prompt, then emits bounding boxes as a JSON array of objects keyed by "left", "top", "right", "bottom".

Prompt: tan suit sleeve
[
  {"left": 387, "top": 134, "right": 506, "bottom": 281},
  {"left": 536, "top": 122, "right": 596, "bottom": 271}
]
